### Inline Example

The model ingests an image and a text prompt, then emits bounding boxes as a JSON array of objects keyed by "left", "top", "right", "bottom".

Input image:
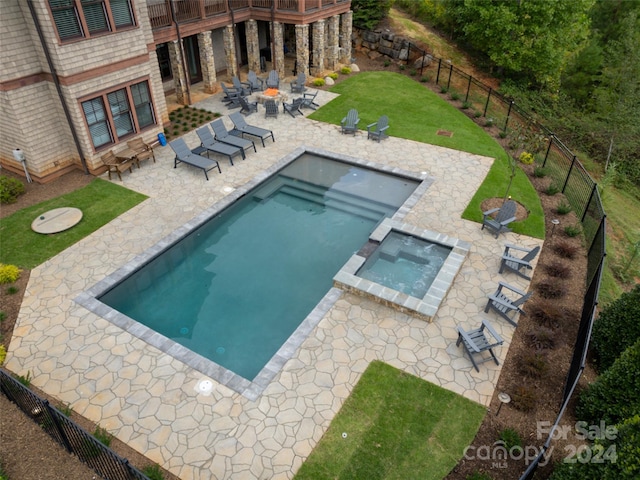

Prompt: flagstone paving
[{"left": 5, "top": 89, "right": 542, "bottom": 479}]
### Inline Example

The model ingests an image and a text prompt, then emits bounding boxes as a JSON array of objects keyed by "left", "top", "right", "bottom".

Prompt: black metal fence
[
  {"left": 0, "top": 369, "right": 151, "bottom": 480},
  {"left": 404, "top": 41, "right": 607, "bottom": 479}
]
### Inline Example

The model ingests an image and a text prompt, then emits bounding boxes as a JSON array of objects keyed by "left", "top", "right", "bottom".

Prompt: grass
[
  {"left": 310, "top": 71, "right": 544, "bottom": 238},
  {"left": 294, "top": 361, "right": 486, "bottom": 480},
  {"left": 0, "top": 179, "right": 147, "bottom": 269}
]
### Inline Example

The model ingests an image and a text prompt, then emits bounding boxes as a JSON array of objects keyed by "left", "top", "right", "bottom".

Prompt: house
[{"left": 0, "top": 0, "right": 353, "bottom": 182}]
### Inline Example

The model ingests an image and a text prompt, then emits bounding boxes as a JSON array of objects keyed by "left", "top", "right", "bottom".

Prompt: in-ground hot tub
[{"left": 334, "top": 218, "right": 470, "bottom": 321}]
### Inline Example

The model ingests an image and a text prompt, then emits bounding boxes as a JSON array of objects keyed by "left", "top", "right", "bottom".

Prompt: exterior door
[{"left": 184, "top": 35, "right": 202, "bottom": 84}]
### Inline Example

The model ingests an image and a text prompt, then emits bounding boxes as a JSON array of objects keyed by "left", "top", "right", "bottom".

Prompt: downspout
[
  {"left": 27, "top": 0, "right": 89, "bottom": 174},
  {"left": 170, "top": 0, "right": 191, "bottom": 105}
]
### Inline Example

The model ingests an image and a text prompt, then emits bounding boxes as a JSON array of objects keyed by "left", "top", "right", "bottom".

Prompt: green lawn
[
  {"left": 294, "top": 361, "right": 486, "bottom": 480},
  {"left": 311, "top": 71, "right": 544, "bottom": 238},
  {"left": 0, "top": 178, "right": 147, "bottom": 269}
]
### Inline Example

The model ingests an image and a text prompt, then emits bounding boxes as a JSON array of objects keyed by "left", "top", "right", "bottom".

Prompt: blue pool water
[{"left": 99, "top": 153, "right": 419, "bottom": 380}]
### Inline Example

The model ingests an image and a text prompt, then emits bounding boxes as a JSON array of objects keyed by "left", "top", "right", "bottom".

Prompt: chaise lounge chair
[
  {"left": 341, "top": 108, "right": 360, "bottom": 135},
  {"left": 195, "top": 126, "right": 245, "bottom": 166},
  {"left": 210, "top": 119, "right": 256, "bottom": 154},
  {"left": 229, "top": 112, "right": 275, "bottom": 147},
  {"left": 169, "top": 138, "right": 221, "bottom": 180}
]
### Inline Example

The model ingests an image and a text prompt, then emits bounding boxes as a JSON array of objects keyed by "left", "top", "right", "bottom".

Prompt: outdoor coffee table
[{"left": 31, "top": 207, "right": 83, "bottom": 234}]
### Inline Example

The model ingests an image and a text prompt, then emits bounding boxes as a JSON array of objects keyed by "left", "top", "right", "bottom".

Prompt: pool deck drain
[{"left": 5, "top": 89, "right": 543, "bottom": 480}]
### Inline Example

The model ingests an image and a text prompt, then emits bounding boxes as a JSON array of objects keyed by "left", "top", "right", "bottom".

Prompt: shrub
[
  {"left": 0, "top": 264, "right": 21, "bottom": 284},
  {"left": 552, "top": 241, "right": 579, "bottom": 259},
  {"left": 545, "top": 183, "right": 560, "bottom": 195},
  {"left": 59, "top": 403, "right": 73, "bottom": 417},
  {"left": 529, "top": 300, "right": 568, "bottom": 329},
  {"left": 511, "top": 385, "right": 537, "bottom": 412},
  {"left": 14, "top": 371, "right": 31, "bottom": 387},
  {"left": 328, "top": 72, "right": 338, "bottom": 80},
  {"left": 499, "top": 131, "right": 507, "bottom": 139},
  {"left": 591, "top": 284, "right": 640, "bottom": 371},
  {"left": 0, "top": 345, "right": 6, "bottom": 366},
  {"left": 313, "top": 78, "right": 325, "bottom": 87},
  {"left": 420, "top": 75, "right": 430, "bottom": 83},
  {"left": 536, "top": 278, "right": 567, "bottom": 299},
  {"left": 499, "top": 428, "right": 522, "bottom": 449},
  {"left": 409, "top": 68, "right": 417, "bottom": 76},
  {"left": 474, "top": 110, "right": 482, "bottom": 118},
  {"left": 142, "top": 464, "right": 165, "bottom": 480},
  {"left": 5, "top": 286, "right": 18, "bottom": 295},
  {"left": 0, "top": 176, "right": 26, "bottom": 204},
  {"left": 398, "top": 64, "right": 405, "bottom": 71},
  {"left": 556, "top": 200, "right": 572, "bottom": 214},
  {"left": 461, "top": 101, "right": 472, "bottom": 109},
  {"left": 383, "top": 59, "right": 391, "bottom": 67},
  {"left": 340, "top": 66, "right": 351, "bottom": 75},
  {"left": 533, "top": 166, "right": 547, "bottom": 177},
  {"left": 542, "top": 261, "right": 571, "bottom": 279},
  {"left": 93, "top": 425, "right": 112, "bottom": 447},
  {"left": 576, "top": 339, "right": 640, "bottom": 426},
  {"left": 440, "top": 86, "right": 448, "bottom": 94},
  {"left": 564, "top": 224, "right": 582, "bottom": 237},
  {"left": 519, "top": 151, "right": 535, "bottom": 164},
  {"left": 518, "top": 351, "right": 549, "bottom": 378},
  {"left": 0, "top": 311, "right": 5, "bottom": 322},
  {"left": 450, "top": 92, "right": 461, "bottom": 101},
  {"left": 528, "top": 326, "right": 557, "bottom": 350},
  {"left": 466, "top": 473, "right": 493, "bottom": 480},
  {"left": 484, "top": 118, "right": 494, "bottom": 127}
]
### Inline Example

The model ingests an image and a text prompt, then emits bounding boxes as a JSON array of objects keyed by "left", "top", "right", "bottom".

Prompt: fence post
[
  {"left": 503, "top": 100, "right": 514, "bottom": 132},
  {"left": 562, "top": 155, "right": 577, "bottom": 193},
  {"left": 44, "top": 400, "right": 74, "bottom": 453},
  {"left": 436, "top": 58, "right": 442, "bottom": 85},
  {"left": 465, "top": 75, "right": 472, "bottom": 102},
  {"left": 446, "top": 62, "right": 453, "bottom": 89},
  {"left": 543, "top": 134, "right": 554, "bottom": 167},
  {"left": 582, "top": 183, "right": 598, "bottom": 223},
  {"left": 483, "top": 87, "right": 492, "bottom": 117}
]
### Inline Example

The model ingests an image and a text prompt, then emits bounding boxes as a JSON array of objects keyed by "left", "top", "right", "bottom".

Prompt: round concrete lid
[{"left": 32, "top": 207, "right": 83, "bottom": 234}]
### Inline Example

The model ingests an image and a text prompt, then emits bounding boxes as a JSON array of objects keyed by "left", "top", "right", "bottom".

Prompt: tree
[{"left": 351, "top": 0, "right": 392, "bottom": 30}]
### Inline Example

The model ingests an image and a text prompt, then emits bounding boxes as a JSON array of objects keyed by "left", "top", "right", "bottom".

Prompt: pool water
[
  {"left": 99, "top": 153, "right": 418, "bottom": 381},
  {"left": 357, "top": 232, "right": 452, "bottom": 298}
]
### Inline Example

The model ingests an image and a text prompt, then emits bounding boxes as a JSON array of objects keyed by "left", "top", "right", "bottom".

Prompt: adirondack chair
[
  {"left": 266, "top": 70, "right": 279, "bottom": 89},
  {"left": 485, "top": 281, "right": 533, "bottom": 327},
  {"left": 482, "top": 199, "right": 517, "bottom": 238},
  {"left": 247, "top": 71, "right": 264, "bottom": 92},
  {"left": 340, "top": 109, "right": 359, "bottom": 135},
  {"left": 366, "top": 115, "right": 389, "bottom": 142},
  {"left": 456, "top": 319, "right": 504, "bottom": 372},
  {"left": 232, "top": 76, "right": 251, "bottom": 96},
  {"left": 290, "top": 72, "right": 307, "bottom": 93},
  {"left": 264, "top": 99, "right": 279, "bottom": 119},
  {"left": 283, "top": 97, "right": 304, "bottom": 117},
  {"left": 221, "top": 83, "right": 241, "bottom": 108},
  {"left": 499, "top": 244, "right": 541, "bottom": 280},
  {"left": 300, "top": 90, "right": 319, "bottom": 110},
  {"left": 238, "top": 96, "right": 258, "bottom": 116}
]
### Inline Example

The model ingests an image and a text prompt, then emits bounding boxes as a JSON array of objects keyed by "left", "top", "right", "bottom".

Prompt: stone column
[
  {"left": 271, "top": 21, "right": 285, "bottom": 79},
  {"left": 295, "top": 24, "right": 309, "bottom": 77},
  {"left": 327, "top": 15, "right": 340, "bottom": 70},
  {"left": 223, "top": 25, "right": 238, "bottom": 78},
  {"left": 245, "top": 19, "right": 260, "bottom": 73},
  {"left": 168, "top": 40, "right": 188, "bottom": 105},
  {"left": 340, "top": 11, "right": 353, "bottom": 64},
  {"left": 198, "top": 31, "right": 217, "bottom": 93},
  {"left": 311, "top": 19, "right": 325, "bottom": 76}
]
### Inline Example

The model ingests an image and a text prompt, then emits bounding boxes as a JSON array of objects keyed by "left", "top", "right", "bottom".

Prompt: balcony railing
[{"left": 147, "top": 0, "right": 347, "bottom": 29}]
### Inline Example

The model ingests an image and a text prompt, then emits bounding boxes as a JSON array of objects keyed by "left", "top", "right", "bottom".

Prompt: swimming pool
[{"left": 80, "top": 148, "right": 429, "bottom": 398}]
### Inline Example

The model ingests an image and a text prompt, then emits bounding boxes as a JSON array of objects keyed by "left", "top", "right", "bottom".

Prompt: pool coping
[
  {"left": 333, "top": 218, "right": 471, "bottom": 321},
  {"left": 75, "top": 146, "right": 435, "bottom": 401}
]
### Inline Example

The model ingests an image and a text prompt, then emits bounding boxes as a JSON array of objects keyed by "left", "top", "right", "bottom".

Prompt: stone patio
[{"left": 5, "top": 88, "right": 542, "bottom": 479}]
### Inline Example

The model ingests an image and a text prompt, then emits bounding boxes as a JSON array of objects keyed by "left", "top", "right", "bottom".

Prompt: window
[
  {"left": 49, "top": 0, "right": 134, "bottom": 41},
  {"left": 82, "top": 80, "right": 155, "bottom": 149}
]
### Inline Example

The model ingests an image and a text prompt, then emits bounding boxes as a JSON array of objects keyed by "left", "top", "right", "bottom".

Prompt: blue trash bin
[{"left": 157, "top": 132, "right": 167, "bottom": 146}]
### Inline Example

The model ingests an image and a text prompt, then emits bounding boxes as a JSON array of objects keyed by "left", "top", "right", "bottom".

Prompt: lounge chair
[
  {"left": 482, "top": 199, "right": 517, "bottom": 238},
  {"left": 290, "top": 72, "right": 307, "bottom": 93},
  {"left": 232, "top": 76, "right": 251, "bottom": 96},
  {"left": 499, "top": 244, "right": 541, "bottom": 280},
  {"left": 126, "top": 137, "right": 156, "bottom": 166},
  {"left": 169, "top": 138, "right": 221, "bottom": 180},
  {"left": 266, "top": 70, "right": 279, "bottom": 89},
  {"left": 456, "top": 319, "right": 504, "bottom": 372},
  {"left": 300, "top": 90, "right": 319, "bottom": 110},
  {"left": 264, "top": 99, "right": 279, "bottom": 119},
  {"left": 366, "top": 115, "right": 389, "bottom": 142},
  {"left": 210, "top": 119, "right": 256, "bottom": 154},
  {"left": 283, "top": 97, "right": 304, "bottom": 117},
  {"left": 102, "top": 149, "right": 134, "bottom": 181},
  {"left": 239, "top": 96, "right": 258, "bottom": 116},
  {"left": 485, "top": 281, "right": 533, "bottom": 327},
  {"left": 247, "top": 71, "right": 264, "bottom": 92},
  {"left": 195, "top": 126, "right": 245, "bottom": 165},
  {"left": 340, "top": 108, "right": 360, "bottom": 135},
  {"left": 229, "top": 112, "right": 275, "bottom": 147}
]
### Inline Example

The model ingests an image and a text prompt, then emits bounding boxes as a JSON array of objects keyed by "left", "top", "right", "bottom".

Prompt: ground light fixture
[{"left": 496, "top": 392, "right": 511, "bottom": 416}]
